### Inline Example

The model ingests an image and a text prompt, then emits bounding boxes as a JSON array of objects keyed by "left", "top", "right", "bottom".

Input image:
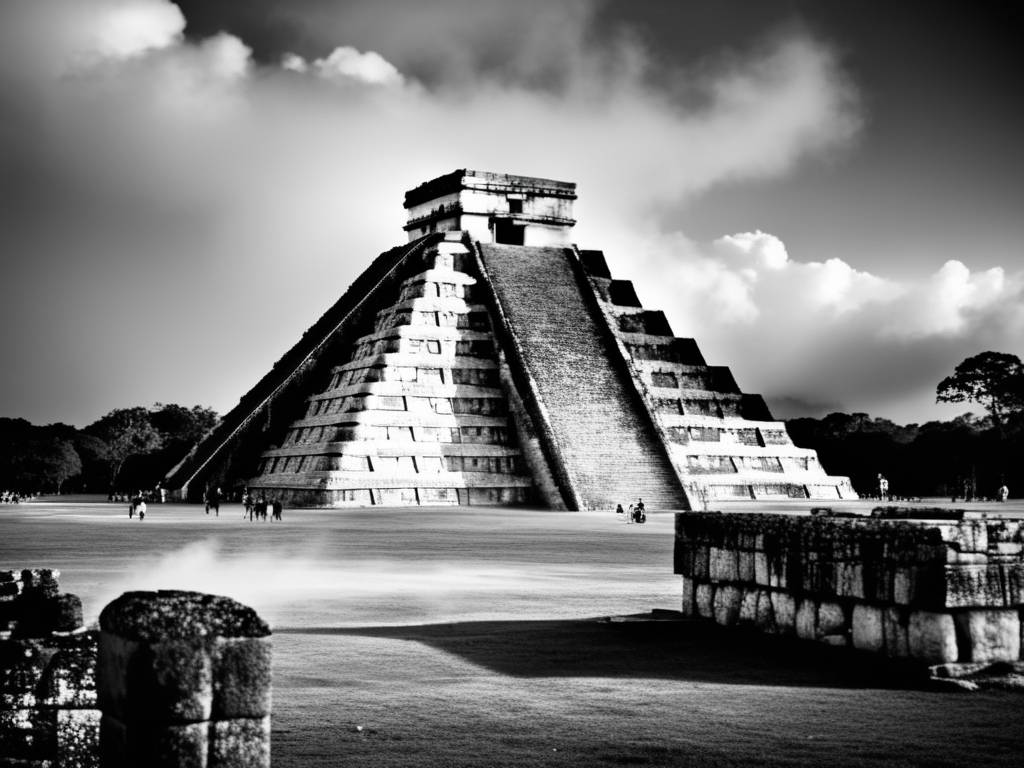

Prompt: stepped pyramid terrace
[{"left": 165, "top": 170, "right": 855, "bottom": 509}]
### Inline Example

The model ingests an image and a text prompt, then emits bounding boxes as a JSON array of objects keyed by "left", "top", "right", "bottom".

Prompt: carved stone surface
[
  {"left": 166, "top": 171, "right": 854, "bottom": 508},
  {"left": 98, "top": 590, "right": 272, "bottom": 768},
  {"left": 0, "top": 567, "right": 96, "bottom": 767},
  {"left": 675, "top": 513, "right": 1024, "bottom": 670}
]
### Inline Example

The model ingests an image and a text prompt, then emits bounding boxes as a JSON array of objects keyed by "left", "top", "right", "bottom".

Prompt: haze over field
[
  {"left": 1, "top": 0, "right": 1022, "bottom": 427},
  {"left": 3, "top": 500, "right": 1024, "bottom": 767}
]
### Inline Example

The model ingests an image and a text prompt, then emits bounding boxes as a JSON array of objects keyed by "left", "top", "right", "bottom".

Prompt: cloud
[
  {"left": 1, "top": 0, "right": 869, "bottom": 425},
  {"left": 632, "top": 230, "right": 1024, "bottom": 423},
  {"left": 308, "top": 47, "right": 404, "bottom": 85}
]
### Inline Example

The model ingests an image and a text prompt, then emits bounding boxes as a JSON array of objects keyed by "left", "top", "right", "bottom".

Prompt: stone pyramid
[{"left": 166, "top": 170, "right": 855, "bottom": 509}]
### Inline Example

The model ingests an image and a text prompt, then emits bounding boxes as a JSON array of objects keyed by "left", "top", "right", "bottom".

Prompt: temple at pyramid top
[
  {"left": 165, "top": 170, "right": 855, "bottom": 509},
  {"left": 403, "top": 169, "right": 577, "bottom": 246}
]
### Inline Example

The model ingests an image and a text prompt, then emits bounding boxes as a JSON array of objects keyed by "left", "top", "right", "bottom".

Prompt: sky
[{"left": 0, "top": 0, "right": 1021, "bottom": 428}]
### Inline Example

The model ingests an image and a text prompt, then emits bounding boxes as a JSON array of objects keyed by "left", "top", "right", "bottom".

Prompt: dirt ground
[{"left": 2, "top": 499, "right": 1023, "bottom": 767}]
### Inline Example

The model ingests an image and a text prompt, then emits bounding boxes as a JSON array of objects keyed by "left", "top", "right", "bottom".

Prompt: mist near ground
[{"left": 4, "top": 499, "right": 1024, "bottom": 766}]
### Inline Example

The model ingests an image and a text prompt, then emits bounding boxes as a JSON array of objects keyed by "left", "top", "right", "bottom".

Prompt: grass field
[{"left": 2, "top": 499, "right": 1023, "bottom": 767}]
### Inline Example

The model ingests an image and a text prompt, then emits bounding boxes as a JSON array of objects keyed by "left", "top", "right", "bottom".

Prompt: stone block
[
  {"left": 691, "top": 547, "right": 710, "bottom": 580},
  {"left": 907, "top": 611, "right": 958, "bottom": 664},
  {"left": 708, "top": 547, "right": 739, "bottom": 583},
  {"left": 953, "top": 609, "right": 1021, "bottom": 664},
  {"left": 820, "top": 634, "right": 849, "bottom": 647},
  {"left": 945, "top": 549, "right": 988, "bottom": 565},
  {"left": 938, "top": 521, "right": 987, "bottom": 553},
  {"left": 991, "top": 542, "right": 1023, "bottom": 559},
  {"left": 943, "top": 565, "right": 1006, "bottom": 608},
  {"left": 673, "top": 548, "right": 695, "bottom": 577},
  {"left": 770, "top": 592, "right": 796, "bottom": 635},
  {"left": 754, "top": 590, "right": 775, "bottom": 632},
  {"left": 737, "top": 588, "right": 759, "bottom": 626},
  {"left": 737, "top": 529, "right": 758, "bottom": 552},
  {"left": 40, "top": 633, "right": 98, "bottom": 708},
  {"left": 851, "top": 604, "right": 885, "bottom": 653},
  {"left": 986, "top": 519, "right": 1022, "bottom": 545},
  {"left": 736, "top": 550, "right": 756, "bottom": 583},
  {"left": 834, "top": 562, "right": 865, "bottom": 600},
  {"left": 0, "top": 708, "right": 36, "bottom": 760},
  {"left": 883, "top": 607, "right": 909, "bottom": 658},
  {"left": 99, "top": 591, "right": 270, "bottom": 645},
  {"left": 1003, "top": 564, "right": 1024, "bottom": 604},
  {"left": 211, "top": 638, "right": 272, "bottom": 720},
  {"left": 695, "top": 583, "right": 715, "bottom": 620},
  {"left": 795, "top": 599, "right": 817, "bottom": 641},
  {"left": 753, "top": 552, "right": 770, "bottom": 586},
  {"left": 20, "top": 570, "right": 60, "bottom": 600},
  {"left": 712, "top": 586, "right": 741, "bottom": 626},
  {"left": 1, "top": 640, "right": 52, "bottom": 709},
  {"left": 768, "top": 552, "right": 788, "bottom": 590},
  {"left": 893, "top": 567, "right": 915, "bottom": 605},
  {"left": 51, "top": 594, "right": 83, "bottom": 632},
  {"left": 0, "top": 580, "right": 22, "bottom": 600},
  {"left": 101, "top": 714, "right": 207, "bottom": 768},
  {"left": 680, "top": 576, "right": 696, "bottom": 616},
  {"left": 209, "top": 717, "right": 270, "bottom": 768},
  {"left": 862, "top": 561, "right": 893, "bottom": 604},
  {"left": 98, "top": 632, "right": 214, "bottom": 724},
  {"left": 56, "top": 709, "right": 100, "bottom": 768},
  {"left": 817, "top": 602, "right": 847, "bottom": 637}
]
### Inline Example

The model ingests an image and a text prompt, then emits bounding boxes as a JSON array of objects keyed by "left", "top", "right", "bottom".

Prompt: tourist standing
[{"left": 998, "top": 484, "right": 1009, "bottom": 502}]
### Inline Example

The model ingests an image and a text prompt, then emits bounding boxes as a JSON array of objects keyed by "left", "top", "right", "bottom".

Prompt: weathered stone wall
[
  {"left": 674, "top": 513, "right": 1024, "bottom": 675},
  {"left": 1, "top": 569, "right": 99, "bottom": 767},
  {"left": 2, "top": 578, "right": 272, "bottom": 767}
]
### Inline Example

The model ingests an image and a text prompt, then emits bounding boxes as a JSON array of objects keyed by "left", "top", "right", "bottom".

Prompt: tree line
[
  {"left": 787, "top": 352, "right": 1023, "bottom": 499},
  {"left": 0, "top": 404, "right": 219, "bottom": 494},
  {"left": 0, "top": 352, "right": 1019, "bottom": 500}
]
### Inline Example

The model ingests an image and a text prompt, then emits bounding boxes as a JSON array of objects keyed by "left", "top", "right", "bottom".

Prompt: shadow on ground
[{"left": 276, "top": 615, "right": 929, "bottom": 689}]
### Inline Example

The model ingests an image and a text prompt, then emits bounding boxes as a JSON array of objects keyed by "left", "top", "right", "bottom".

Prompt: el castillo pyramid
[{"left": 165, "top": 170, "right": 855, "bottom": 509}]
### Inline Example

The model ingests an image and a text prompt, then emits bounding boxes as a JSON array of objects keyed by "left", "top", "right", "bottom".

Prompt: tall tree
[
  {"left": 86, "top": 407, "right": 163, "bottom": 489},
  {"left": 32, "top": 439, "right": 82, "bottom": 493},
  {"left": 150, "top": 403, "right": 219, "bottom": 448},
  {"left": 936, "top": 351, "right": 1024, "bottom": 429}
]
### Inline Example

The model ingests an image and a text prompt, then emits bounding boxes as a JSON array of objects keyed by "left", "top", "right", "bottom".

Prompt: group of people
[
  {"left": 616, "top": 498, "right": 647, "bottom": 524},
  {"left": 241, "top": 491, "right": 283, "bottom": 522},
  {"left": 110, "top": 486, "right": 166, "bottom": 504},
  {"left": 0, "top": 490, "right": 32, "bottom": 504}
]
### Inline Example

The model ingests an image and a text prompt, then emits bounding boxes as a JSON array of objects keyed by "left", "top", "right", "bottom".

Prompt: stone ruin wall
[
  {"left": 1, "top": 577, "right": 271, "bottom": 768},
  {"left": 674, "top": 512, "right": 1024, "bottom": 676},
  {"left": 1, "top": 569, "right": 98, "bottom": 768}
]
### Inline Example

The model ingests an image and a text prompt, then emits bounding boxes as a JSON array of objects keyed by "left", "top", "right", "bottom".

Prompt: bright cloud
[
  {"left": 310, "top": 47, "right": 404, "bottom": 86},
  {"left": 631, "top": 230, "right": 1024, "bottom": 422}
]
